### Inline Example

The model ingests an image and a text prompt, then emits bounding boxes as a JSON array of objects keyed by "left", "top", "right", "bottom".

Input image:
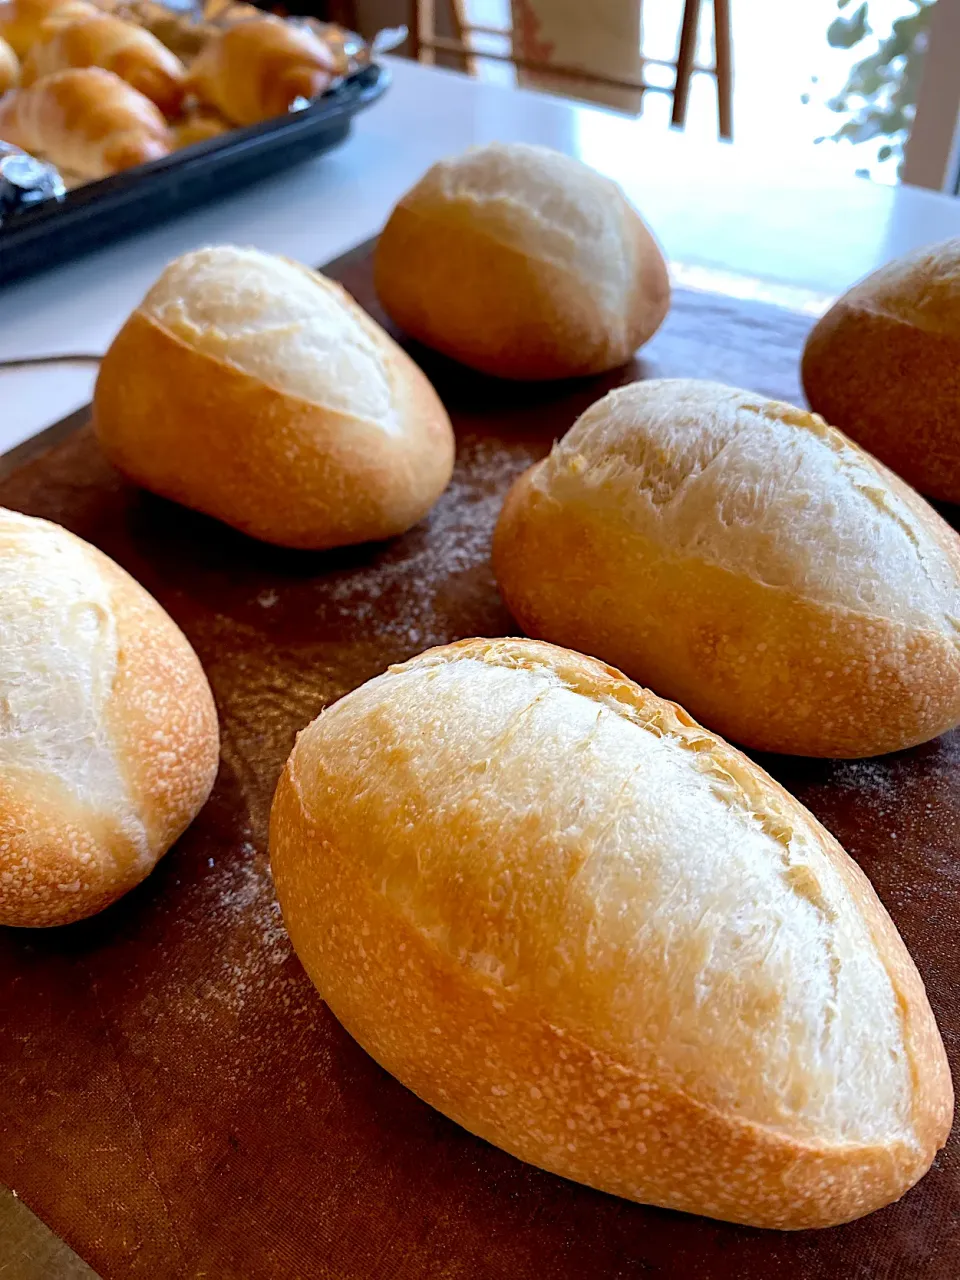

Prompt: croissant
[
  {"left": 0, "top": 66, "right": 171, "bottom": 179},
  {"left": 0, "top": 0, "right": 100, "bottom": 57},
  {"left": 0, "top": 34, "right": 19, "bottom": 91},
  {"left": 173, "top": 105, "right": 228, "bottom": 149},
  {"left": 187, "top": 17, "right": 337, "bottom": 127},
  {"left": 120, "top": 2, "right": 210, "bottom": 62},
  {"left": 202, "top": 0, "right": 262, "bottom": 25},
  {"left": 22, "top": 13, "right": 186, "bottom": 114}
]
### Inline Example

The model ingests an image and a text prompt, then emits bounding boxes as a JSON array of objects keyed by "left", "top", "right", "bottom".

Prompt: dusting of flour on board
[
  {"left": 329, "top": 436, "right": 536, "bottom": 651},
  {"left": 816, "top": 731, "right": 960, "bottom": 921},
  {"left": 174, "top": 835, "right": 309, "bottom": 1035}
]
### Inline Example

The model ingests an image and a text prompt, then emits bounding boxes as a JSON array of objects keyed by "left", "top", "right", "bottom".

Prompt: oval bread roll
[
  {"left": 374, "top": 142, "right": 670, "bottom": 381},
  {"left": 270, "top": 638, "right": 952, "bottom": 1229},
  {"left": 0, "top": 507, "right": 219, "bottom": 927},
  {"left": 493, "top": 379, "right": 960, "bottom": 758},
  {"left": 93, "top": 245, "right": 455, "bottom": 550},
  {"left": 802, "top": 237, "right": 960, "bottom": 504}
]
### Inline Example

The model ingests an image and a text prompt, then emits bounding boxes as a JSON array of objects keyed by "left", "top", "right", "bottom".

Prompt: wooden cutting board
[{"left": 1, "top": 241, "right": 957, "bottom": 1280}]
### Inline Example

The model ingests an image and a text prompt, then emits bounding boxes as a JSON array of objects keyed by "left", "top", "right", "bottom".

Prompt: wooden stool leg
[
  {"left": 713, "top": 0, "right": 733, "bottom": 139},
  {"left": 671, "top": 0, "right": 701, "bottom": 128},
  {"left": 450, "top": 0, "right": 475, "bottom": 75},
  {"left": 409, "top": 0, "right": 422, "bottom": 61},
  {"left": 414, "top": 0, "right": 435, "bottom": 65}
]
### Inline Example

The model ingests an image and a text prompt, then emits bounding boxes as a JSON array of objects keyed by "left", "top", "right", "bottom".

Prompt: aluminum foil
[{"left": 0, "top": 144, "right": 66, "bottom": 222}]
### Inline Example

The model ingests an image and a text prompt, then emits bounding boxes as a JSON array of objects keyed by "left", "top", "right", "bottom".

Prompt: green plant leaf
[
  {"left": 825, "top": 0, "right": 935, "bottom": 160},
  {"left": 827, "top": 3, "right": 870, "bottom": 48}
]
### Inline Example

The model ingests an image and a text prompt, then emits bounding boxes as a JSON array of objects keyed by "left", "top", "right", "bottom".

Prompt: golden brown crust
[
  {"left": 802, "top": 298, "right": 960, "bottom": 503},
  {"left": 21, "top": 14, "right": 187, "bottom": 115},
  {"left": 93, "top": 547, "right": 220, "bottom": 857},
  {"left": 186, "top": 17, "right": 336, "bottom": 126},
  {"left": 172, "top": 107, "right": 229, "bottom": 149},
  {"left": 93, "top": 306, "right": 455, "bottom": 550},
  {"left": 375, "top": 204, "right": 666, "bottom": 381},
  {"left": 493, "top": 464, "right": 960, "bottom": 757},
  {"left": 0, "top": 519, "right": 218, "bottom": 928},
  {"left": 0, "top": 0, "right": 98, "bottom": 58},
  {"left": 0, "top": 770, "right": 149, "bottom": 927},
  {"left": 270, "top": 638, "right": 952, "bottom": 1229},
  {"left": 373, "top": 166, "right": 670, "bottom": 382},
  {"left": 0, "top": 66, "right": 171, "bottom": 179}
]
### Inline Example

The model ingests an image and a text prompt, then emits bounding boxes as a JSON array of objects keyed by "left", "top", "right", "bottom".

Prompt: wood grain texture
[{"left": 0, "top": 241, "right": 957, "bottom": 1279}]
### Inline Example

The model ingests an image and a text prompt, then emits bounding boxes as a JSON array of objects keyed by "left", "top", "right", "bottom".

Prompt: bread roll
[
  {"left": 93, "top": 245, "right": 455, "bottom": 550},
  {"left": 0, "top": 506, "right": 219, "bottom": 927},
  {"left": 374, "top": 142, "right": 670, "bottom": 381},
  {"left": 186, "top": 17, "right": 337, "bottom": 126},
  {"left": 0, "top": 67, "right": 170, "bottom": 179},
  {"left": 22, "top": 13, "right": 186, "bottom": 115},
  {"left": 0, "top": 0, "right": 99, "bottom": 57},
  {"left": 493, "top": 379, "right": 960, "bottom": 758},
  {"left": 802, "top": 237, "right": 960, "bottom": 504},
  {"left": 270, "top": 637, "right": 951, "bottom": 1229},
  {"left": 0, "top": 34, "right": 19, "bottom": 91}
]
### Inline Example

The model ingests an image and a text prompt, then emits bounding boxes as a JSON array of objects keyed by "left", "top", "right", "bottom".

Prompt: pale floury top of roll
[
  {"left": 493, "top": 378, "right": 960, "bottom": 755},
  {"left": 142, "top": 245, "right": 400, "bottom": 432},
  {"left": 0, "top": 508, "right": 147, "bottom": 859},
  {"left": 0, "top": 506, "right": 219, "bottom": 926},
  {"left": 541, "top": 379, "right": 960, "bottom": 635},
  {"left": 95, "top": 243, "right": 454, "bottom": 550},
  {"left": 290, "top": 649, "right": 914, "bottom": 1144},
  {"left": 271, "top": 638, "right": 952, "bottom": 1227},
  {"left": 419, "top": 142, "right": 638, "bottom": 318}
]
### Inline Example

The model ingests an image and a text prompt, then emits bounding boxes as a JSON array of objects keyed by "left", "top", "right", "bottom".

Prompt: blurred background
[{"left": 319, "top": 0, "right": 952, "bottom": 189}]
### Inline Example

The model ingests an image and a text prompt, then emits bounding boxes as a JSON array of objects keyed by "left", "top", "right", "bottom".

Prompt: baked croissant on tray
[
  {"left": 0, "top": 65, "right": 171, "bottom": 179},
  {"left": 0, "top": 0, "right": 102, "bottom": 57},
  {"left": 22, "top": 11, "right": 186, "bottom": 114},
  {"left": 187, "top": 16, "right": 337, "bottom": 126}
]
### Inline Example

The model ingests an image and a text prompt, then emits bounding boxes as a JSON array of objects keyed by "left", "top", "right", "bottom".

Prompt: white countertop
[{"left": 3, "top": 56, "right": 960, "bottom": 451}]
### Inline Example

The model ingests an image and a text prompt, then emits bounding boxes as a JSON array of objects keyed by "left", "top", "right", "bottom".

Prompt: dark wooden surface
[{"left": 1, "top": 242, "right": 957, "bottom": 1280}]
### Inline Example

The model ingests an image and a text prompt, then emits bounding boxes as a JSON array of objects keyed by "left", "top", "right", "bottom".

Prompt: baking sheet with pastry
[
  {"left": 0, "top": 240, "right": 957, "bottom": 1278},
  {"left": 0, "top": 1, "right": 393, "bottom": 285},
  {"left": 0, "top": 61, "right": 387, "bottom": 285}
]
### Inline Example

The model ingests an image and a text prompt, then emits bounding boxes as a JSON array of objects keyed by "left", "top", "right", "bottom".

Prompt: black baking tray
[{"left": 0, "top": 60, "right": 388, "bottom": 287}]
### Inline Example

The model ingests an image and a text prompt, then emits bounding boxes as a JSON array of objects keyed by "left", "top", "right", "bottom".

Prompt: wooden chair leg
[
  {"left": 414, "top": 0, "right": 435, "bottom": 65},
  {"left": 408, "top": 0, "right": 422, "bottom": 61},
  {"left": 450, "top": 0, "right": 475, "bottom": 75},
  {"left": 713, "top": 0, "right": 733, "bottom": 139},
  {"left": 671, "top": 0, "right": 700, "bottom": 129}
]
